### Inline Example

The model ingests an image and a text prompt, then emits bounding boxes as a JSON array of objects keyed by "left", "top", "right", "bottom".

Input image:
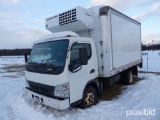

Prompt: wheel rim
[{"left": 85, "top": 92, "right": 95, "bottom": 105}]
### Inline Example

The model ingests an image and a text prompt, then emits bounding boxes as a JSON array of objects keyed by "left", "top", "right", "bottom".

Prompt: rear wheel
[
  {"left": 124, "top": 70, "right": 133, "bottom": 85},
  {"left": 80, "top": 85, "right": 98, "bottom": 109}
]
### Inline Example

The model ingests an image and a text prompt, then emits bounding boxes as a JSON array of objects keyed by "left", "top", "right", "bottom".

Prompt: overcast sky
[{"left": 0, "top": 0, "right": 160, "bottom": 49}]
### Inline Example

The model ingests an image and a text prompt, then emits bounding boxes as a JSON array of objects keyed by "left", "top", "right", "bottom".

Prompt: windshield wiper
[
  {"left": 39, "top": 62, "right": 56, "bottom": 69},
  {"left": 28, "top": 61, "right": 56, "bottom": 69}
]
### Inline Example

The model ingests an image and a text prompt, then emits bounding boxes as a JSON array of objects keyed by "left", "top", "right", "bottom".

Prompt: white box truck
[{"left": 25, "top": 5, "right": 142, "bottom": 109}]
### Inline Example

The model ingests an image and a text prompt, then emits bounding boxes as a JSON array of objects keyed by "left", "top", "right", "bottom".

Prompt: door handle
[{"left": 90, "top": 69, "right": 95, "bottom": 74}]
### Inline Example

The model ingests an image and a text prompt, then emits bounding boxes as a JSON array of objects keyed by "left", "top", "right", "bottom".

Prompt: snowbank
[{"left": 0, "top": 56, "right": 25, "bottom": 72}]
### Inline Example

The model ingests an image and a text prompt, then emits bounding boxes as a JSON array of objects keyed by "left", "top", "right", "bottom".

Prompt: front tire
[{"left": 80, "top": 85, "right": 98, "bottom": 109}]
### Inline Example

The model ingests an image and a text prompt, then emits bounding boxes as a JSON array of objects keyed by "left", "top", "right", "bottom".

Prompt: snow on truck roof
[{"left": 34, "top": 31, "right": 79, "bottom": 44}]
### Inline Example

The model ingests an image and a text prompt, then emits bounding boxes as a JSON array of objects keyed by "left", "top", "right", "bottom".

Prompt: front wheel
[{"left": 80, "top": 85, "right": 98, "bottom": 109}]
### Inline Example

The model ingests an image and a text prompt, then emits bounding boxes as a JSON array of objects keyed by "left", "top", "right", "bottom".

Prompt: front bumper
[{"left": 25, "top": 88, "right": 70, "bottom": 110}]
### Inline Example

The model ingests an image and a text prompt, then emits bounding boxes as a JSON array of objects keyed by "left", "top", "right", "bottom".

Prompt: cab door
[{"left": 68, "top": 41, "right": 97, "bottom": 104}]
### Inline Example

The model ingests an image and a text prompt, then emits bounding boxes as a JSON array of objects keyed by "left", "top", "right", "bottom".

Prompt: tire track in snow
[{"left": 7, "top": 107, "right": 18, "bottom": 120}]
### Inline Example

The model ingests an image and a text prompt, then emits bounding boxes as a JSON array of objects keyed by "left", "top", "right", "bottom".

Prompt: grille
[
  {"left": 59, "top": 9, "right": 77, "bottom": 26},
  {"left": 30, "top": 84, "right": 49, "bottom": 94},
  {"left": 28, "top": 81, "right": 54, "bottom": 97}
]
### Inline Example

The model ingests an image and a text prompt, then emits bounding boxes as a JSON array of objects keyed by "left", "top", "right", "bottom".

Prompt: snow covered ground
[{"left": 0, "top": 54, "right": 160, "bottom": 120}]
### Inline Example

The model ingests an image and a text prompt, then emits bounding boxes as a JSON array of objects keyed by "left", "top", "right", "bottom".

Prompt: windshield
[
  {"left": 26, "top": 40, "right": 69, "bottom": 75},
  {"left": 28, "top": 40, "right": 69, "bottom": 67}
]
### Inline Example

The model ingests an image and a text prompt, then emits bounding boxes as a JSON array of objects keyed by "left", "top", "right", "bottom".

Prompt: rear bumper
[{"left": 25, "top": 88, "right": 70, "bottom": 110}]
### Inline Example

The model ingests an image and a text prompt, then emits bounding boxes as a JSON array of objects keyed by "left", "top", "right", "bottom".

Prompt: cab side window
[{"left": 70, "top": 43, "right": 91, "bottom": 64}]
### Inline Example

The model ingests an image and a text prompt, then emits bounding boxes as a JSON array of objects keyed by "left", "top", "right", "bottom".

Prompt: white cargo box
[{"left": 76, "top": 6, "right": 142, "bottom": 77}]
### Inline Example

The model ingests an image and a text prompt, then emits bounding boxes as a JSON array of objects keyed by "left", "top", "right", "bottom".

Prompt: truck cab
[{"left": 25, "top": 34, "right": 99, "bottom": 109}]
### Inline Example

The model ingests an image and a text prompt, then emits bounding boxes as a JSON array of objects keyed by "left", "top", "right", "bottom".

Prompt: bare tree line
[
  {"left": 0, "top": 44, "right": 159, "bottom": 56},
  {"left": 0, "top": 49, "right": 31, "bottom": 56}
]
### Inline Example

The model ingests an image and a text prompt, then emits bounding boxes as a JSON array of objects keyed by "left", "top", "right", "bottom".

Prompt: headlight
[{"left": 54, "top": 82, "right": 70, "bottom": 98}]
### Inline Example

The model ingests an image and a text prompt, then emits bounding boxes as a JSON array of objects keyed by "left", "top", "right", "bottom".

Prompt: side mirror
[{"left": 79, "top": 48, "right": 88, "bottom": 65}]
